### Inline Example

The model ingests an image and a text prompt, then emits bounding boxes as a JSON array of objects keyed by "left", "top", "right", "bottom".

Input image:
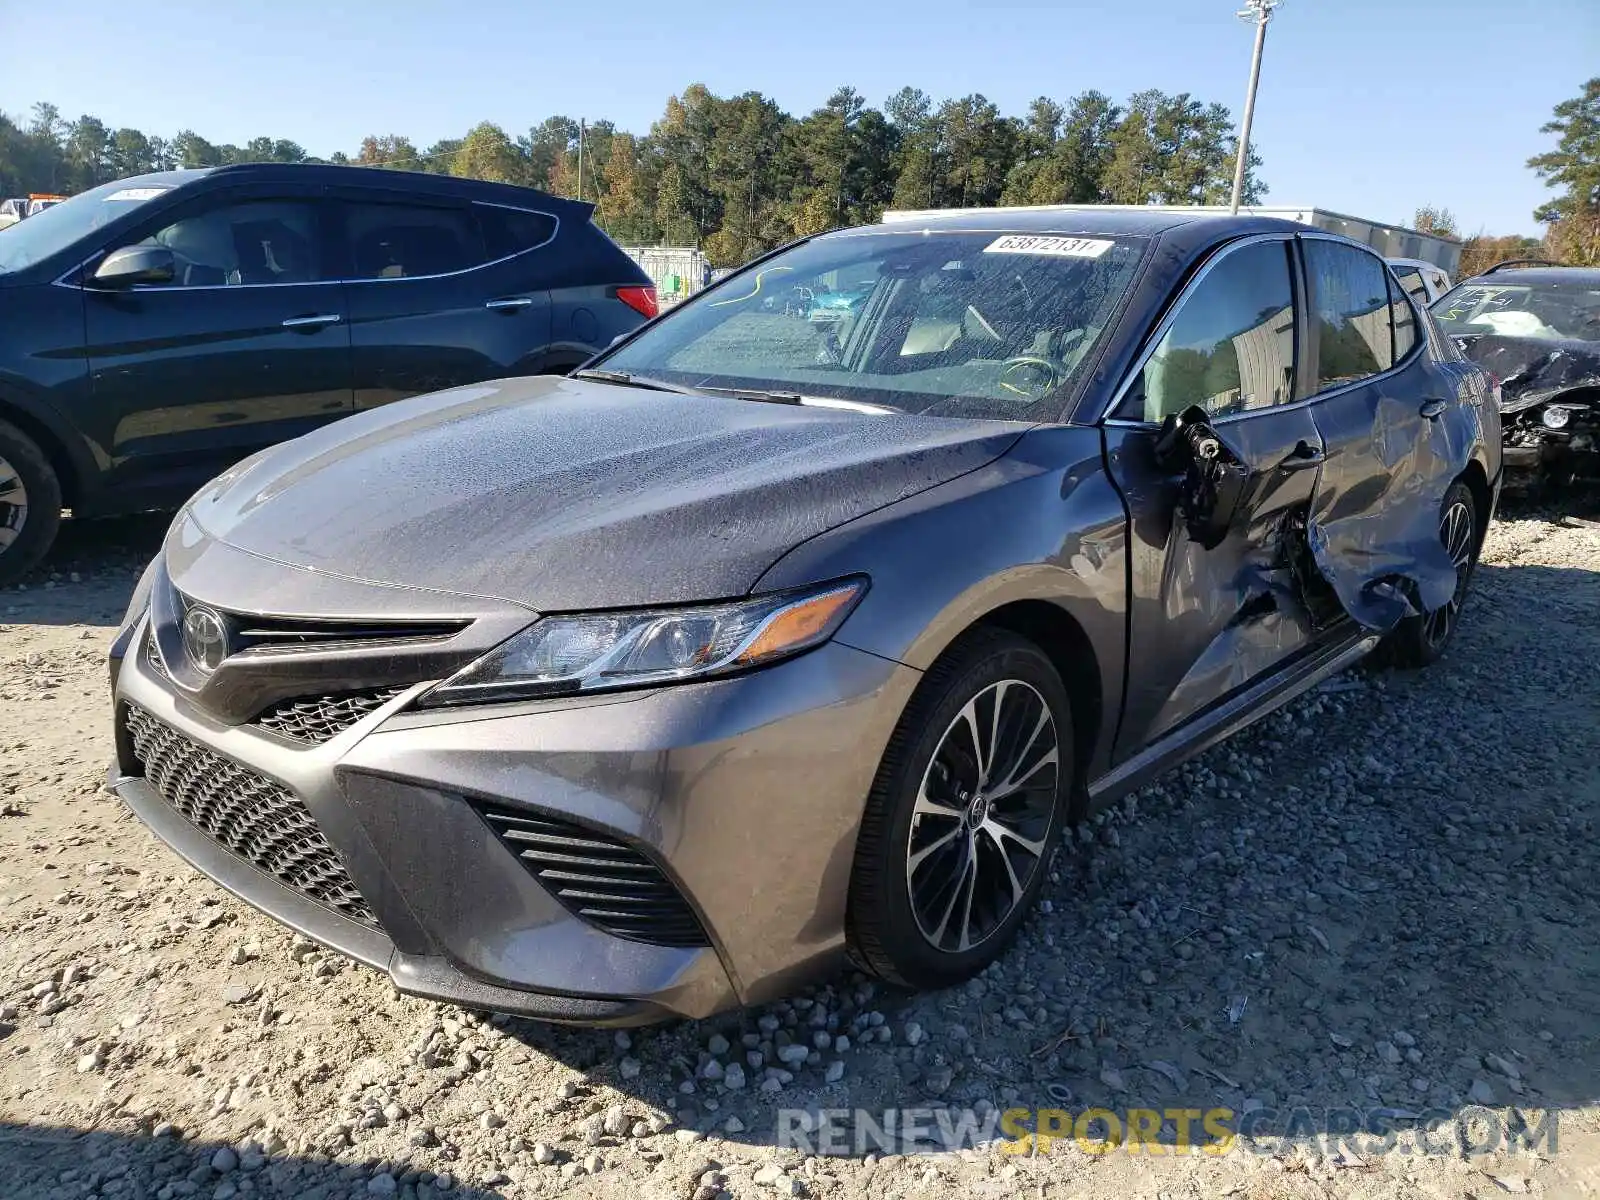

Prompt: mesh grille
[
  {"left": 255, "top": 688, "right": 407, "bottom": 745},
  {"left": 478, "top": 804, "right": 709, "bottom": 948},
  {"left": 123, "top": 705, "right": 379, "bottom": 929}
]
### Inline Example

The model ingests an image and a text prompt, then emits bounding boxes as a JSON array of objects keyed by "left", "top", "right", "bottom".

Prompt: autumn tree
[
  {"left": 450, "top": 122, "right": 526, "bottom": 184},
  {"left": 1412, "top": 205, "right": 1460, "bottom": 237}
]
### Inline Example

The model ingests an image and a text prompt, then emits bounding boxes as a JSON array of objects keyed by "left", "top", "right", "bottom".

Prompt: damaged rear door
[
  {"left": 1103, "top": 234, "right": 1334, "bottom": 750},
  {"left": 1297, "top": 236, "right": 1474, "bottom": 629}
]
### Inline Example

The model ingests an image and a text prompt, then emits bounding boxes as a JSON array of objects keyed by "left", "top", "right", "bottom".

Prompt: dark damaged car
[
  {"left": 107, "top": 212, "right": 1499, "bottom": 1023},
  {"left": 1431, "top": 261, "right": 1600, "bottom": 491}
]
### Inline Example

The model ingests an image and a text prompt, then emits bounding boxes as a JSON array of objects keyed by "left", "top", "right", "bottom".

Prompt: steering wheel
[{"left": 997, "top": 355, "right": 1063, "bottom": 400}]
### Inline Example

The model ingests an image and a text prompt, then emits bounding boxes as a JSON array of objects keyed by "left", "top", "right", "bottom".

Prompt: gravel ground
[{"left": 3, "top": 503, "right": 1600, "bottom": 1200}]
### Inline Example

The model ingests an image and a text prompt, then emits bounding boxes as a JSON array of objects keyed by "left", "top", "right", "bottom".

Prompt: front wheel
[
  {"left": 847, "top": 628, "right": 1072, "bottom": 990},
  {"left": 0, "top": 419, "right": 63, "bottom": 589},
  {"left": 1376, "top": 480, "right": 1479, "bottom": 669}
]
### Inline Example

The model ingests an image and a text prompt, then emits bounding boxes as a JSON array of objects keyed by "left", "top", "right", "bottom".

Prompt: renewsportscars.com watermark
[{"left": 776, "top": 1105, "right": 1557, "bottom": 1158}]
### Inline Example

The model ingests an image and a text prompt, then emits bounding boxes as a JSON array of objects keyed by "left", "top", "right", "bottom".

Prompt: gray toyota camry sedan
[{"left": 108, "top": 209, "right": 1501, "bottom": 1024}]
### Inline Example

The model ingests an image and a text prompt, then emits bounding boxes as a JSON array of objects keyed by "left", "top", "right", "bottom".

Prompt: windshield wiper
[
  {"left": 571, "top": 368, "right": 699, "bottom": 394},
  {"left": 698, "top": 386, "right": 898, "bottom": 414}
]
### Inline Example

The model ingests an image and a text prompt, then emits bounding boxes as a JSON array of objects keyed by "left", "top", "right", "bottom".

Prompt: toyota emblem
[{"left": 181, "top": 606, "right": 229, "bottom": 675}]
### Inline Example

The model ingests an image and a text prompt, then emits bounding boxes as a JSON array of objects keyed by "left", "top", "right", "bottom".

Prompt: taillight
[{"left": 616, "top": 286, "right": 658, "bottom": 319}]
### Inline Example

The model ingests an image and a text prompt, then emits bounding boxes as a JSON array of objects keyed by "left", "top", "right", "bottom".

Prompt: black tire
[
  {"left": 0, "top": 419, "right": 63, "bottom": 589},
  {"left": 847, "top": 627, "right": 1072, "bottom": 990},
  {"left": 1375, "top": 479, "right": 1479, "bottom": 669}
]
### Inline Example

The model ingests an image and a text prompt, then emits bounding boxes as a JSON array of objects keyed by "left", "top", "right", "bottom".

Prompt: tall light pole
[{"left": 1229, "top": 0, "right": 1282, "bottom": 215}]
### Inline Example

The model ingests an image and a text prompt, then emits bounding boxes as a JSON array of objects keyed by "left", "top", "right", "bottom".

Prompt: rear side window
[
  {"left": 476, "top": 205, "right": 558, "bottom": 260},
  {"left": 345, "top": 202, "right": 480, "bottom": 279},
  {"left": 1305, "top": 241, "right": 1394, "bottom": 390},
  {"left": 1138, "top": 239, "right": 1297, "bottom": 421},
  {"left": 1390, "top": 273, "right": 1418, "bottom": 361}
]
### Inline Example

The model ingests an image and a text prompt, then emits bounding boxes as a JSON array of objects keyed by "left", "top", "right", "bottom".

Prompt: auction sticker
[
  {"left": 107, "top": 188, "right": 170, "bottom": 202},
  {"left": 983, "top": 235, "right": 1114, "bottom": 258}
]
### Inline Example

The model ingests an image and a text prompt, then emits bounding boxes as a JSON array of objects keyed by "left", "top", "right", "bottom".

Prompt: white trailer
[
  {"left": 618, "top": 246, "right": 710, "bottom": 309},
  {"left": 881, "top": 204, "right": 1463, "bottom": 276}
]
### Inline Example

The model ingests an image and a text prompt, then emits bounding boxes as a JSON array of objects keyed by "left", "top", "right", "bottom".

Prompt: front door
[
  {"left": 1104, "top": 235, "right": 1331, "bottom": 754},
  {"left": 83, "top": 184, "right": 351, "bottom": 505}
]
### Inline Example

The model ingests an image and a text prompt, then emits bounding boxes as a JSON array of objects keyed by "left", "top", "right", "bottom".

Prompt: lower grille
[
  {"left": 123, "top": 705, "right": 379, "bottom": 929},
  {"left": 477, "top": 804, "right": 709, "bottom": 948},
  {"left": 255, "top": 688, "right": 407, "bottom": 745}
]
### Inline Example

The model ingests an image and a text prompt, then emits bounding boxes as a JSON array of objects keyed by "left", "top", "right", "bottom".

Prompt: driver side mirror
[{"left": 91, "top": 245, "right": 176, "bottom": 288}]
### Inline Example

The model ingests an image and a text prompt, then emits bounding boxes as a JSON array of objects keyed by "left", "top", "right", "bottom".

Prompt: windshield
[
  {"left": 596, "top": 230, "right": 1146, "bottom": 421},
  {"left": 1431, "top": 280, "right": 1600, "bottom": 343},
  {"left": 0, "top": 178, "right": 176, "bottom": 273}
]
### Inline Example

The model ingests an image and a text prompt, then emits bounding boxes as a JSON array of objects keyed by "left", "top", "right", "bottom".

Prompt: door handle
[
  {"left": 1420, "top": 398, "right": 1447, "bottom": 420},
  {"left": 1279, "top": 440, "right": 1325, "bottom": 472},
  {"left": 281, "top": 314, "right": 342, "bottom": 330},
  {"left": 485, "top": 297, "right": 535, "bottom": 312}
]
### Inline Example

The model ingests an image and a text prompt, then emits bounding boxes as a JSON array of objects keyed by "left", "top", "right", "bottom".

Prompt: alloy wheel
[
  {"left": 0, "top": 452, "right": 28, "bottom": 552},
  {"left": 905, "top": 679, "right": 1059, "bottom": 953},
  {"left": 1422, "top": 499, "right": 1474, "bottom": 649}
]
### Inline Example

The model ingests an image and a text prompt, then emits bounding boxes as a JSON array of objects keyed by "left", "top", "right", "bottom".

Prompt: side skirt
[{"left": 1082, "top": 627, "right": 1378, "bottom": 820}]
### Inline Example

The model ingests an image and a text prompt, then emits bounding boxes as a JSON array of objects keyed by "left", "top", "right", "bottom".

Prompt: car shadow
[
  {"left": 0, "top": 1120, "right": 510, "bottom": 1200},
  {"left": 3, "top": 513, "right": 168, "bottom": 627}
]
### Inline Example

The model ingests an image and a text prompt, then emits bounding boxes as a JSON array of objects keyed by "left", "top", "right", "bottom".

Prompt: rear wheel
[
  {"left": 847, "top": 628, "right": 1071, "bottom": 989},
  {"left": 1376, "top": 480, "right": 1478, "bottom": 669},
  {"left": 0, "top": 419, "right": 62, "bottom": 589}
]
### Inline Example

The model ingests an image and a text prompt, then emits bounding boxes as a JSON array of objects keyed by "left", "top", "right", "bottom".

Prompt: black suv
[
  {"left": 1431, "top": 260, "right": 1600, "bottom": 492},
  {"left": 0, "top": 164, "right": 656, "bottom": 584}
]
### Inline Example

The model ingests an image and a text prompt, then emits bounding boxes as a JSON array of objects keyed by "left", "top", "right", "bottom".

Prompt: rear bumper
[{"left": 110, "top": 612, "right": 920, "bottom": 1021}]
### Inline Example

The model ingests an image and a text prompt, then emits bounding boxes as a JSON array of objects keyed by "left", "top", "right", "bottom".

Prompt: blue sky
[{"left": 2, "top": 0, "right": 1594, "bottom": 235}]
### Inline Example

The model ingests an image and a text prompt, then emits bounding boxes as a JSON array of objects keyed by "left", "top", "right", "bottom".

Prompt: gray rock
[
  {"left": 210, "top": 1148, "right": 238, "bottom": 1175},
  {"left": 602, "top": 1104, "right": 629, "bottom": 1136},
  {"left": 532, "top": 1142, "right": 556, "bottom": 1164},
  {"left": 366, "top": 1174, "right": 397, "bottom": 1196}
]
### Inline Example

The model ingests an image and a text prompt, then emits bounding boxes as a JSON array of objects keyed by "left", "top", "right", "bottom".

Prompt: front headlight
[
  {"left": 420, "top": 578, "right": 867, "bottom": 707},
  {"left": 1542, "top": 406, "right": 1573, "bottom": 430}
]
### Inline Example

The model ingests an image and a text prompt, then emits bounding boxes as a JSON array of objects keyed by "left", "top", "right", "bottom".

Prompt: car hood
[
  {"left": 1452, "top": 332, "right": 1600, "bottom": 414},
  {"left": 185, "top": 375, "right": 1026, "bottom": 610}
]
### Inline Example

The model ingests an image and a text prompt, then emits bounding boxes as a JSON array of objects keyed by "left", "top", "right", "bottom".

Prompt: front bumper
[{"left": 109, "top": 612, "right": 920, "bottom": 1022}]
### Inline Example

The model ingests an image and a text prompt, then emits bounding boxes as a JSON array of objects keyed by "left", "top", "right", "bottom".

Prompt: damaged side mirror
[{"left": 1153, "top": 405, "right": 1252, "bottom": 550}]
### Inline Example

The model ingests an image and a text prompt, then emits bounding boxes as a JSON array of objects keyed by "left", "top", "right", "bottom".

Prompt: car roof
[
  {"left": 87, "top": 163, "right": 588, "bottom": 215},
  {"left": 1461, "top": 266, "right": 1600, "bottom": 287},
  {"left": 201, "top": 161, "right": 587, "bottom": 212},
  {"left": 837, "top": 208, "right": 1309, "bottom": 239}
]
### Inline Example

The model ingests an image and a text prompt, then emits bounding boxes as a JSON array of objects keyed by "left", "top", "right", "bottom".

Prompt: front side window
[
  {"left": 345, "top": 202, "right": 480, "bottom": 279},
  {"left": 1431, "top": 281, "right": 1600, "bottom": 343},
  {"left": 1391, "top": 265, "right": 1428, "bottom": 304},
  {"left": 124, "top": 199, "right": 322, "bottom": 287},
  {"left": 596, "top": 230, "right": 1146, "bottom": 421},
  {"left": 1137, "top": 239, "right": 1297, "bottom": 422},
  {"left": 1306, "top": 240, "right": 1394, "bottom": 389},
  {"left": 0, "top": 177, "right": 176, "bottom": 274}
]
